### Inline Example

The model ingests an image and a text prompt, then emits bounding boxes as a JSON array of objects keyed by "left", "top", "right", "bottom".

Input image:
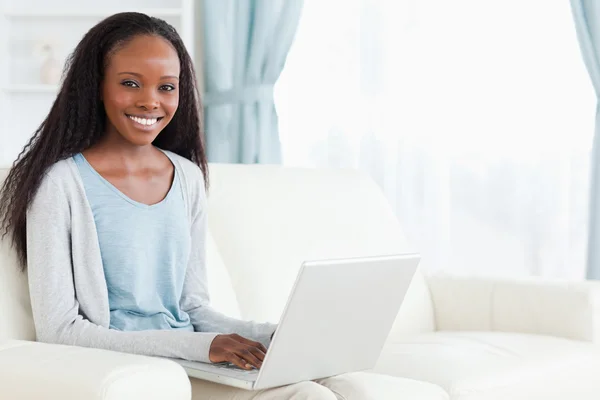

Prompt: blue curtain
[
  {"left": 571, "top": 0, "right": 600, "bottom": 279},
  {"left": 201, "top": 0, "right": 304, "bottom": 164}
]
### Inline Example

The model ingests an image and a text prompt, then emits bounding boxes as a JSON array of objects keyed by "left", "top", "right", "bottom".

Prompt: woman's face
[{"left": 101, "top": 34, "right": 180, "bottom": 147}]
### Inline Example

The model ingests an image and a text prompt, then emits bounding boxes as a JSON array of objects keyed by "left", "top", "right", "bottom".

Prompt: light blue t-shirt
[{"left": 74, "top": 153, "right": 194, "bottom": 332}]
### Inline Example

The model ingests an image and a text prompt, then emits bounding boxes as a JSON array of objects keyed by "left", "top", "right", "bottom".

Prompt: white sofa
[{"left": 1, "top": 163, "right": 600, "bottom": 399}]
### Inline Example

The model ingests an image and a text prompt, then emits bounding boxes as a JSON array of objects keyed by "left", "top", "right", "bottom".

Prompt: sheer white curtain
[{"left": 274, "top": 0, "right": 596, "bottom": 279}]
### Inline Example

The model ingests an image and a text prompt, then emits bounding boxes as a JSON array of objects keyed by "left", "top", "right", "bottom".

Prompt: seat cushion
[{"left": 374, "top": 331, "right": 600, "bottom": 400}]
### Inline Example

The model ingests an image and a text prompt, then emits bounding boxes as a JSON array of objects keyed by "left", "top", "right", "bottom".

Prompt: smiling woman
[{"left": 0, "top": 11, "right": 280, "bottom": 399}]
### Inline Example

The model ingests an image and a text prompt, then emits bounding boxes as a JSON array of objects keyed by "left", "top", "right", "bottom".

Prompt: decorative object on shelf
[{"left": 33, "top": 38, "right": 62, "bottom": 85}]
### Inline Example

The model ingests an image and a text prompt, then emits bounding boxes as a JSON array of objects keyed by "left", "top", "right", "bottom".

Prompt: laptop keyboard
[{"left": 215, "top": 363, "right": 259, "bottom": 375}]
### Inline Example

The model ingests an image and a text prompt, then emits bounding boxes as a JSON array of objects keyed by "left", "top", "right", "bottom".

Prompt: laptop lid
[{"left": 254, "top": 253, "right": 420, "bottom": 390}]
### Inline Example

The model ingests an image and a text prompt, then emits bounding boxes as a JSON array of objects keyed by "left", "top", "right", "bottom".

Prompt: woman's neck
[{"left": 84, "top": 131, "right": 160, "bottom": 173}]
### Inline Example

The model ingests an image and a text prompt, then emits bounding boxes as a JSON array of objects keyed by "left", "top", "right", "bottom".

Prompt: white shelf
[
  {"left": 1, "top": 84, "right": 59, "bottom": 93},
  {"left": 3, "top": 8, "right": 183, "bottom": 18}
]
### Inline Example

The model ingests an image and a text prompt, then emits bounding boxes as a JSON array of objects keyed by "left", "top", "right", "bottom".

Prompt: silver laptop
[{"left": 171, "top": 253, "right": 420, "bottom": 390}]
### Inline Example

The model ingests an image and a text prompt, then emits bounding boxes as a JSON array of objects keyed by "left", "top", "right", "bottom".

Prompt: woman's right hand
[{"left": 209, "top": 333, "right": 267, "bottom": 370}]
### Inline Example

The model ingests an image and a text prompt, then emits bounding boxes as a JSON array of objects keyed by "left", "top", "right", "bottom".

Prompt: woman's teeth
[{"left": 128, "top": 115, "right": 159, "bottom": 126}]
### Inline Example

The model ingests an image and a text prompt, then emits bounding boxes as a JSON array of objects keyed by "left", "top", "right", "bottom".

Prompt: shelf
[
  {"left": 1, "top": 84, "right": 59, "bottom": 93},
  {"left": 2, "top": 8, "right": 183, "bottom": 18}
]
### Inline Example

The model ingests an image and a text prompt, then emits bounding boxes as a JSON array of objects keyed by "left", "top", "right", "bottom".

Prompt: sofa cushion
[
  {"left": 205, "top": 230, "right": 241, "bottom": 319},
  {"left": 427, "top": 274, "right": 600, "bottom": 342},
  {"left": 374, "top": 331, "right": 600, "bottom": 400},
  {"left": 0, "top": 233, "right": 35, "bottom": 342},
  {"left": 0, "top": 168, "right": 36, "bottom": 342}
]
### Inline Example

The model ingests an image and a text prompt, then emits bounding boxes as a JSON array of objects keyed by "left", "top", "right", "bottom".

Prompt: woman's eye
[
  {"left": 121, "top": 80, "right": 139, "bottom": 88},
  {"left": 160, "top": 85, "right": 176, "bottom": 92}
]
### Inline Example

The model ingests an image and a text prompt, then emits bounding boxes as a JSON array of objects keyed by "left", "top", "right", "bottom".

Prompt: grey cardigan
[{"left": 26, "top": 151, "right": 276, "bottom": 363}]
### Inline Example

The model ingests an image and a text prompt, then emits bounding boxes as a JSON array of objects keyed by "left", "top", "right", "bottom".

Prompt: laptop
[{"left": 171, "top": 253, "right": 420, "bottom": 390}]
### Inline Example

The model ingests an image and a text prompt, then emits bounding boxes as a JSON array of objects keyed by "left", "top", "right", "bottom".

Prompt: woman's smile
[{"left": 125, "top": 114, "right": 165, "bottom": 130}]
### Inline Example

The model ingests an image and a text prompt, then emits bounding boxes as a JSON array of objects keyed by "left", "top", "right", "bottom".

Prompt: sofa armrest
[
  {"left": 0, "top": 340, "right": 191, "bottom": 400},
  {"left": 426, "top": 274, "right": 600, "bottom": 342}
]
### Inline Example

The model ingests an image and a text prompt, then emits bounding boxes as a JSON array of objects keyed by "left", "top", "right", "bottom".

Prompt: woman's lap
[
  {"left": 190, "top": 371, "right": 420, "bottom": 400},
  {"left": 190, "top": 378, "right": 336, "bottom": 400}
]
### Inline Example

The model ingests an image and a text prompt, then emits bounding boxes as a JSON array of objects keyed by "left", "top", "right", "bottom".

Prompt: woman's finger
[
  {"left": 232, "top": 334, "right": 268, "bottom": 354},
  {"left": 226, "top": 352, "right": 253, "bottom": 370},
  {"left": 234, "top": 346, "right": 263, "bottom": 369},
  {"left": 248, "top": 345, "right": 266, "bottom": 362}
]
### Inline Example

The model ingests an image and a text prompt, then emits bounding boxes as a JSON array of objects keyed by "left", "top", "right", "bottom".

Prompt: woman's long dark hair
[{"left": 0, "top": 12, "right": 208, "bottom": 270}]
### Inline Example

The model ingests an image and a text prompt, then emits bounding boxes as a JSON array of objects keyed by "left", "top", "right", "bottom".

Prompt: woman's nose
[{"left": 135, "top": 90, "right": 159, "bottom": 110}]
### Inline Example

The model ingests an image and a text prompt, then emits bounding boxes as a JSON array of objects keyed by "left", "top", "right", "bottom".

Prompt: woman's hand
[{"left": 209, "top": 333, "right": 267, "bottom": 370}]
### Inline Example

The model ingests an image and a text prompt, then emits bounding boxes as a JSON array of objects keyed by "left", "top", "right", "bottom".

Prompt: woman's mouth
[{"left": 126, "top": 114, "right": 164, "bottom": 127}]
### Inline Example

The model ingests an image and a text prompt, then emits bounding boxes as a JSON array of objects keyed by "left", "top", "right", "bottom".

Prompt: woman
[{"left": 0, "top": 12, "right": 406, "bottom": 399}]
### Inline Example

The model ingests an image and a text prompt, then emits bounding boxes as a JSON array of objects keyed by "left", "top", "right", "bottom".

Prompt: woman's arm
[
  {"left": 181, "top": 181, "right": 277, "bottom": 348},
  {"left": 27, "top": 175, "right": 218, "bottom": 363}
]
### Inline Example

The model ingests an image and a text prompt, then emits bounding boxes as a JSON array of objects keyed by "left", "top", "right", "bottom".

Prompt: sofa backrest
[
  {"left": 206, "top": 164, "right": 436, "bottom": 338},
  {"left": 0, "top": 168, "right": 36, "bottom": 341}
]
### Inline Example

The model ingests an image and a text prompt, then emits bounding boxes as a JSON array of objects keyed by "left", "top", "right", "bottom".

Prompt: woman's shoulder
[
  {"left": 42, "top": 157, "right": 78, "bottom": 187},
  {"left": 28, "top": 157, "right": 79, "bottom": 208}
]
